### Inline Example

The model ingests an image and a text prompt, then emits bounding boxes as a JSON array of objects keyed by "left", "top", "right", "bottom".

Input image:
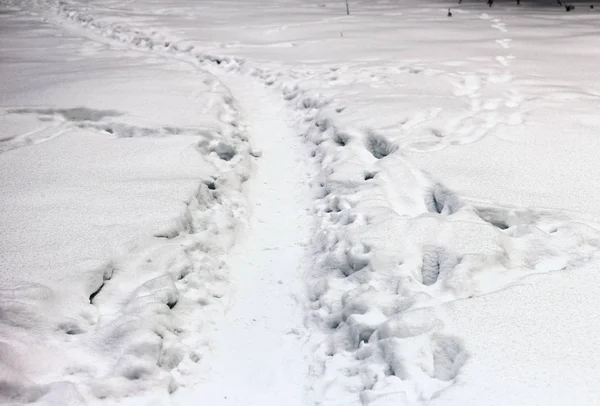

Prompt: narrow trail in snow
[{"left": 172, "top": 75, "right": 313, "bottom": 406}]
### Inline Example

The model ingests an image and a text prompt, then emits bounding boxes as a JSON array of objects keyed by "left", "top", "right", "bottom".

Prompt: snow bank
[{"left": 0, "top": 7, "right": 252, "bottom": 405}]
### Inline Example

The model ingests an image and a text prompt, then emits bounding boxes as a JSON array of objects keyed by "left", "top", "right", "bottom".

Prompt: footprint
[
  {"left": 495, "top": 56, "right": 509, "bottom": 67},
  {"left": 421, "top": 246, "right": 442, "bottom": 286},
  {"left": 431, "top": 334, "right": 468, "bottom": 381},
  {"left": 365, "top": 131, "right": 397, "bottom": 159},
  {"left": 475, "top": 207, "right": 511, "bottom": 230},
  {"left": 496, "top": 38, "right": 512, "bottom": 49},
  {"left": 425, "top": 184, "right": 458, "bottom": 215},
  {"left": 491, "top": 22, "right": 508, "bottom": 33}
]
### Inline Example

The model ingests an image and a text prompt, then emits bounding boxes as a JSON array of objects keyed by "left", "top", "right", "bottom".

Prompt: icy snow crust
[{"left": 2, "top": 0, "right": 600, "bottom": 405}]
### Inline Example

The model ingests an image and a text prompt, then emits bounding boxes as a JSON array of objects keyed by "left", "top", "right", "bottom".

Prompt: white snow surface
[
  {"left": 2, "top": 0, "right": 600, "bottom": 405},
  {"left": 171, "top": 74, "right": 313, "bottom": 406},
  {"left": 1, "top": 5, "right": 253, "bottom": 405}
]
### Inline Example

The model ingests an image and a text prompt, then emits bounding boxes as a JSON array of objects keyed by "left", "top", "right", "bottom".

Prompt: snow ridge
[{"left": 11, "top": 1, "right": 600, "bottom": 405}]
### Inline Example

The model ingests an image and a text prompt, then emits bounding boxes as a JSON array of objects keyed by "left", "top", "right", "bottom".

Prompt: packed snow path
[{"left": 172, "top": 76, "right": 313, "bottom": 406}]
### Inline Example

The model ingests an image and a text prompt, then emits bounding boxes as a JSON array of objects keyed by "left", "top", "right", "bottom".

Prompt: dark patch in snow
[
  {"left": 9, "top": 107, "right": 123, "bottom": 122},
  {"left": 333, "top": 132, "right": 350, "bottom": 147},
  {"left": 58, "top": 320, "right": 85, "bottom": 335},
  {"left": 365, "top": 131, "right": 396, "bottom": 159},
  {"left": 214, "top": 142, "right": 236, "bottom": 161},
  {"left": 425, "top": 184, "right": 459, "bottom": 215},
  {"left": 89, "top": 282, "right": 104, "bottom": 304},
  {"left": 326, "top": 316, "right": 342, "bottom": 329},
  {"left": 431, "top": 128, "right": 445, "bottom": 138},
  {"left": 90, "top": 123, "right": 212, "bottom": 138},
  {"left": 476, "top": 207, "right": 510, "bottom": 230},
  {"left": 204, "top": 179, "right": 217, "bottom": 190},
  {"left": 167, "top": 298, "right": 178, "bottom": 309}
]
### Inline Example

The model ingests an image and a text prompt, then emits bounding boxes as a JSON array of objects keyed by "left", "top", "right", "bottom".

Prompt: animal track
[
  {"left": 441, "top": 13, "right": 523, "bottom": 150},
  {"left": 496, "top": 38, "right": 512, "bottom": 49},
  {"left": 491, "top": 20, "right": 508, "bottom": 33}
]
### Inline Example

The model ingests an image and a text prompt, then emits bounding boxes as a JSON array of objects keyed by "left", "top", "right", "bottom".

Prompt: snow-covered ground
[
  {"left": 2, "top": 0, "right": 600, "bottom": 405},
  {"left": 0, "top": 4, "right": 254, "bottom": 404}
]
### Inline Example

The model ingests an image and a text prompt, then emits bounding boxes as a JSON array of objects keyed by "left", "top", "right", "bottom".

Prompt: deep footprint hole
[
  {"left": 425, "top": 184, "right": 457, "bottom": 215},
  {"left": 204, "top": 179, "right": 217, "bottom": 190},
  {"left": 365, "top": 131, "right": 397, "bottom": 159},
  {"left": 333, "top": 132, "right": 350, "bottom": 147}
]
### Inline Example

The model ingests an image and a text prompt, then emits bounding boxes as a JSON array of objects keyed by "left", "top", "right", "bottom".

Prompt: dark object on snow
[
  {"left": 487, "top": 0, "right": 494, "bottom": 7},
  {"left": 591, "top": 5, "right": 595, "bottom": 9},
  {"left": 458, "top": 0, "right": 462, "bottom": 3},
  {"left": 517, "top": 0, "right": 520, "bottom": 5},
  {"left": 565, "top": 4, "right": 575, "bottom": 11},
  {"left": 448, "top": 8, "right": 452, "bottom": 16},
  {"left": 557, "top": 0, "right": 563, "bottom": 5}
]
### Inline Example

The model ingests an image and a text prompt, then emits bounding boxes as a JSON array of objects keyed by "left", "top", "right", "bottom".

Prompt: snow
[
  {"left": 2, "top": 0, "right": 600, "bottom": 405},
  {"left": 1, "top": 6, "right": 252, "bottom": 405},
  {"left": 431, "top": 262, "right": 600, "bottom": 406},
  {"left": 171, "top": 73, "right": 313, "bottom": 406}
]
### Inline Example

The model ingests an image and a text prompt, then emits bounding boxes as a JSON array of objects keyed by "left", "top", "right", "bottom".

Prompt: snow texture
[
  {"left": 1, "top": 5, "right": 252, "bottom": 405},
  {"left": 2, "top": 0, "right": 600, "bottom": 405}
]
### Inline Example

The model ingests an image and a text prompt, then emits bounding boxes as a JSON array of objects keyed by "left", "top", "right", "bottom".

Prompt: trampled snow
[
  {"left": 1, "top": 6, "right": 253, "bottom": 404},
  {"left": 1, "top": 0, "right": 600, "bottom": 405}
]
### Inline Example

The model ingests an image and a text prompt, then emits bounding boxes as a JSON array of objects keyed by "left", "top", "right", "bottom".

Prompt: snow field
[
  {"left": 3, "top": 0, "right": 600, "bottom": 404},
  {"left": 55, "top": 0, "right": 600, "bottom": 213},
  {"left": 0, "top": 7, "right": 254, "bottom": 405}
]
